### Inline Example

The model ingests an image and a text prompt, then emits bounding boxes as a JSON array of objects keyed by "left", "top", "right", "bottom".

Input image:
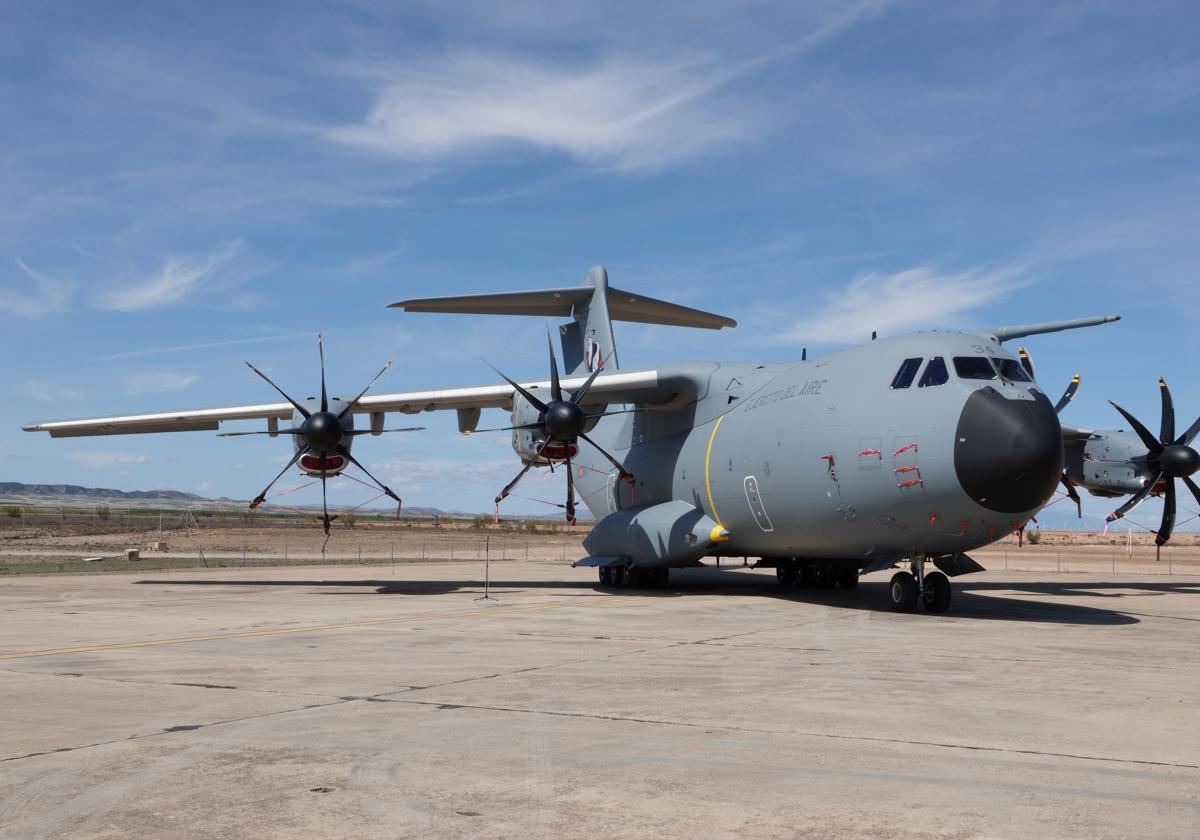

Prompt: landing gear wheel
[
  {"left": 799, "top": 565, "right": 817, "bottom": 588},
  {"left": 889, "top": 571, "right": 918, "bottom": 613},
  {"left": 655, "top": 568, "right": 670, "bottom": 588},
  {"left": 776, "top": 564, "right": 797, "bottom": 586},
  {"left": 922, "top": 571, "right": 952, "bottom": 613},
  {"left": 812, "top": 565, "right": 837, "bottom": 589},
  {"left": 625, "top": 567, "right": 642, "bottom": 589},
  {"left": 837, "top": 569, "right": 859, "bottom": 590},
  {"left": 599, "top": 566, "right": 613, "bottom": 586},
  {"left": 613, "top": 566, "right": 629, "bottom": 588}
]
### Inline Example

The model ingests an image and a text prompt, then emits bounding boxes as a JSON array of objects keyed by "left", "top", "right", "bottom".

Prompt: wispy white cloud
[
  {"left": 780, "top": 266, "right": 1030, "bottom": 344},
  {"left": 123, "top": 372, "right": 197, "bottom": 395},
  {"left": 96, "top": 240, "right": 246, "bottom": 311},
  {"left": 27, "top": 378, "right": 84, "bottom": 402},
  {"left": 327, "top": 52, "right": 752, "bottom": 171},
  {"left": 64, "top": 451, "right": 149, "bottom": 468},
  {"left": 1, "top": 258, "right": 74, "bottom": 318}
]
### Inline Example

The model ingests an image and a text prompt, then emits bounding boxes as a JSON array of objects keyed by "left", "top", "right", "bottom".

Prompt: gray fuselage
[{"left": 568, "top": 330, "right": 1062, "bottom": 568}]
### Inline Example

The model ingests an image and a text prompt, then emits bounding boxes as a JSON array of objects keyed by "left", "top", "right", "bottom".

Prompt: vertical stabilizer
[{"left": 561, "top": 266, "right": 618, "bottom": 376}]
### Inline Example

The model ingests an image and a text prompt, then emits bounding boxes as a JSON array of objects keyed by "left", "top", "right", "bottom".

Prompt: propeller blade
[
  {"left": 320, "top": 453, "right": 332, "bottom": 535},
  {"left": 318, "top": 333, "right": 328, "bottom": 413},
  {"left": 482, "top": 360, "right": 548, "bottom": 413},
  {"left": 249, "top": 445, "right": 310, "bottom": 508},
  {"left": 585, "top": 407, "right": 645, "bottom": 420},
  {"left": 218, "top": 429, "right": 303, "bottom": 437},
  {"left": 1108, "top": 400, "right": 1163, "bottom": 454},
  {"left": 547, "top": 332, "right": 562, "bottom": 403},
  {"left": 336, "top": 446, "right": 400, "bottom": 502},
  {"left": 1061, "top": 473, "right": 1082, "bottom": 518},
  {"left": 1106, "top": 472, "right": 1163, "bottom": 522},
  {"left": 1158, "top": 377, "right": 1175, "bottom": 444},
  {"left": 337, "top": 358, "right": 396, "bottom": 420},
  {"left": 571, "top": 355, "right": 607, "bottom": 404},
  {"left": 461, "top": 423, "right": 543, "bottom": 435},
  {"left": 1017, "top": 346, "right": 1035, "bottom": 380},
  {"left": 1155, "top": 479, "right": 1176, "bottom": 546},
  {"left": 579, "top": 431, "right": 633, "bottom": 480},
  {"left": 345, "top": 427, "right": 425, "bottom": 435},
  {"left": 1179, "top": 414, "right": 1200, "bottom": 447},
  {"left": 1183, "top": 475, "right": 1200, "bottom": 509},
  {"left": 564, "top": 453, "right": 576, "bottom": 524},
  {"left": 495, "top": 439, "right": 551, "bottom": 503},
  {"left": 245, "top": 362, "right": 310, "bottom": 419},
  {"left": 1054, "top": 375, "right": 1081, "bottom": 414}
]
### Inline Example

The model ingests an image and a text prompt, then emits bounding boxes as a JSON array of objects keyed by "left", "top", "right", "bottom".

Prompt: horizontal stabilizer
[{"left": 392, "top": 285, "right": 736, "bottom": 330}]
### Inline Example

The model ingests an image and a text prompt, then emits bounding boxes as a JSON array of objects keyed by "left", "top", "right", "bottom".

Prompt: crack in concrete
[{"left": 386, "top": 697, "right": 1200, "bottom": 772}]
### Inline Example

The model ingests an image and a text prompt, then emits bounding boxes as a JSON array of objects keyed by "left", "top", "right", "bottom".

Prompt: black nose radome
[{"left": 954, "top": 387, "right": 1063, "bottom": 514}]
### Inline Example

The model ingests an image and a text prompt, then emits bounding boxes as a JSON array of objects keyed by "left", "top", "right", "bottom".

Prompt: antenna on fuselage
[
  {"left": 871, "top": 331, "right": 877, "bottom": 341},
  {"left": 802, "top": 348, "right": 807, "bottom": 361}
]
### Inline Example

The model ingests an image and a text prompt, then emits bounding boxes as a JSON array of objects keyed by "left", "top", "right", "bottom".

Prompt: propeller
[
  {"left": 1105, "top": 377, "right": 1200, "bottom": 546},
  {"left": 1018, "top": 346, "right": 1082, "bottom": 516},
  {"left": 233, "top": 334, "right": 423, "bottom": 535},
  {"left": 488, "top": 334, "right": 633, "bottom": 523}
]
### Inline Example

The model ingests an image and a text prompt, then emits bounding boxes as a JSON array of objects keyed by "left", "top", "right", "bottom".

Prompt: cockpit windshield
[
  {"left": 953, "top": 357, "right": 997, "bottom": 380},
  {"left": 991, "top": 357, "right": 1032, "bottom": 382}
]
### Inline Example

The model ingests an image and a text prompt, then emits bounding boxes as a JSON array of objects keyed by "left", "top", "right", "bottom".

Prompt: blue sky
[{"left": 2, "top": 1, "right": 1198, "bottom": 529}]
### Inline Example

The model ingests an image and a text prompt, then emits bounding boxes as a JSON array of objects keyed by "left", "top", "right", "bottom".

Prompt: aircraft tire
[
  {"left": 776, "top": 564, "right": 797, "bottom": 586},
  {"left": 655, "top": 568, "right": 670, "bottom": 588},
  {"left": 837, "top": 569, "right": 859, "bottom": 590},
  {"left": 799, "top": 565, "right": 817, "bottom": 588},
  {"left": 599, "top": 566, "right": 613, "bottom": 586},
  {"left": 624, "top": 567, "right": 641, "bottom": 588},
  {"left": 922, "top": 571, "right": 952, "bottom": 613},
  {"left": 614, "top": 566, "right": 629, "bottom": 588},
  {"left": 813, "top": 565, "right": 837, "bottom": 589},
  {"left": 889, "top": 572, "right": 919, "bottom": 613}
]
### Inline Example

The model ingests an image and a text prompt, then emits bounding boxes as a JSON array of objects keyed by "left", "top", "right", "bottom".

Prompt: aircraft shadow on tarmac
[{"left": 129, "top": 566, "right": 1199, "bottom": 625}]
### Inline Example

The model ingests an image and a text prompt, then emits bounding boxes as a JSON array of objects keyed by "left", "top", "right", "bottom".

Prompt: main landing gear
[
  {"left": 598, "top": 565, "right": 669, "bottom": 590},
  {"left": 775, "top": 560, "right": 859, "bottom": 591},
  {"left": 889, "top": 554, "right": 951, "bottom": 614}
]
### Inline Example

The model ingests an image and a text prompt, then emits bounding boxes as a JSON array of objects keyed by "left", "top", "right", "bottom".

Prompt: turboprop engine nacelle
[{"left": 510, "top": 392, "right": 578, "bottom": 464}]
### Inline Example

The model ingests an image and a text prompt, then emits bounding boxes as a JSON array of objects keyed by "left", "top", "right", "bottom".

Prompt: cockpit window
[
  {"left": 890, "top": 357, "right": 923, "bottom": 389},
  {"left": 918, "top": 356, "right": 949, "bottom": 387},
  {"left": 991, "top": 357, "right": 1032, "bottom": 382},
  {"left": 954, "top": 357, "right": 997, "bottom": 380}
]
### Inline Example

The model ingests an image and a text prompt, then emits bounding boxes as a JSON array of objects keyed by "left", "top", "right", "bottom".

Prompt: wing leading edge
[{"left": 23, "top": 367, "right": 704, "bottom": 438}]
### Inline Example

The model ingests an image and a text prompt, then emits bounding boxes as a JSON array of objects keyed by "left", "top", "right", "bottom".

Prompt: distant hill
[
  {"left": 0, "top": 482, "right": 212, "bottom": 502},
  {"left": 0, "top": 482, "right": 530, "bottom": 519}
]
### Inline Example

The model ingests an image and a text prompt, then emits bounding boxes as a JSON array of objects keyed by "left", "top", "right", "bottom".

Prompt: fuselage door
[{"left": 744, "top": 475, "right": 774, "bottom": 532}]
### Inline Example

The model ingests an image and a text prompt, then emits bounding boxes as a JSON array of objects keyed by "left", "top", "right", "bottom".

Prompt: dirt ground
[
  {"left": 2, "top": 513, "right": 1197, "bottom": 576},
  {"left": 0, "top": 516, "right": 587, "bottom": 574}
]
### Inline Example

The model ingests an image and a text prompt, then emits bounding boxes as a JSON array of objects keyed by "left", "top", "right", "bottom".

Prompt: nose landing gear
[{"left": 889, "top": 554, "right": 951, "bottom": 614}]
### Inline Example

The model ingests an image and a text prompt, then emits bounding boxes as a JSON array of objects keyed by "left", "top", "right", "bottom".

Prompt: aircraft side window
[
  {"left": 991, "top": 357, "right": 1032, "bottom": 382},
  {"left": 918, "top": 356, "right": 948, "bottom": 387},
  {"left": 890, "top": 357, "right": 923, "bottom": 389},
  {"left": 953, "top": 357, "right": 997, "bottom": 380}
]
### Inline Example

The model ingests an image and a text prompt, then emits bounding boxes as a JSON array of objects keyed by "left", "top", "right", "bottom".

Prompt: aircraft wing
[{"left": 23, "top": 366, "right": 706, "bottom": 438}]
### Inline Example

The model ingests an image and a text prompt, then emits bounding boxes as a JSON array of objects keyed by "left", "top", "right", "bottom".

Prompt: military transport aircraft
[{"left": 24, "top": 266, "right": 1200, "bottom": 613}]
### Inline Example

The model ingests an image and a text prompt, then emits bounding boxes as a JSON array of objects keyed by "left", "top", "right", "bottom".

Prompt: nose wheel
[{"left": 889, "top": 556, "right": 952, "bottom": 613}]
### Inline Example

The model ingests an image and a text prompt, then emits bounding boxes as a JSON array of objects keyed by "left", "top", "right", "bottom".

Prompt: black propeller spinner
[
  {"left": 221, "top": 334, "right": 422, "bottom": 535},
  {"left": 484, "top": 334, "right": 634, "bottom": 524},
  {"left": 1105, "top": 377, "right": 1200, "bottom": 546}
]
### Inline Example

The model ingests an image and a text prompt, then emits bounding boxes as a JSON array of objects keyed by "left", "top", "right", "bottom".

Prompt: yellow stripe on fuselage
[{"left": 704, "top": 414, "right": 726, "bottom": 527}]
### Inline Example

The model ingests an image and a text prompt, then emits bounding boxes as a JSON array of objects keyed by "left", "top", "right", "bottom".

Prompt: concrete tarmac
[{"left": 1, "top": 561, "right": 1198, "bottom": 839}]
